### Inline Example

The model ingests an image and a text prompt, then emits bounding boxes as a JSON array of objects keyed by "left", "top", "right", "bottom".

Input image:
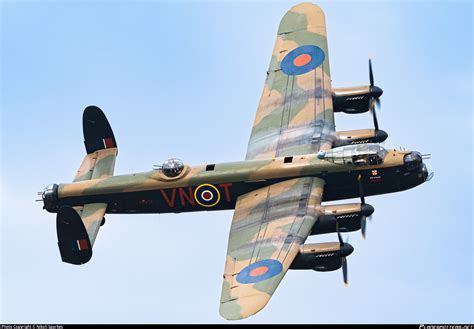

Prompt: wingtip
[
  {"left": 291, "top": 2, "right": 322, "bottom": 9},
  {"left": 290, "top": 2, "right": 324, "bottom": 15},
  {"left": 219, "top": 295, "right": 271, "bottom": 320},
  {"left": 219, "top": 300, "right": 245, "bottom": 321}
]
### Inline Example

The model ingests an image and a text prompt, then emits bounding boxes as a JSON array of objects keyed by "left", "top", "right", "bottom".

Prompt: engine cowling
[
  {"left": 332, "top": 85, "right": 383, "bottom": 114},
  {"left": 290, "top": 242, "right": 354, "bottom": 271},
  {"left": 333, "top": 129, "right": 388, "bottom": 147},
  {"left": 310, "top": 203, "right": 374, "bottom": 235}
]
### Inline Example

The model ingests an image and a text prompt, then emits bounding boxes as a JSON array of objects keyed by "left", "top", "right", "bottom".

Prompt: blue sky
[{"left": 1, "top": 0, "right": 472, "bottom": 324}]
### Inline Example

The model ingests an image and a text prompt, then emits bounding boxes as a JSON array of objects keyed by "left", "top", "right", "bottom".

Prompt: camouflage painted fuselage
[{"left": 48, "top": 150, "right": 426, "bottom": 214}]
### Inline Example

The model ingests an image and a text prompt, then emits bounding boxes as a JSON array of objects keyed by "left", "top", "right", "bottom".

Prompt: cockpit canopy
[
  {"left": 319, "top": 143, "right": 387, "bottom": 166},
  {"left": 162, "top": 158, "right": 184, "bottom": 177}
]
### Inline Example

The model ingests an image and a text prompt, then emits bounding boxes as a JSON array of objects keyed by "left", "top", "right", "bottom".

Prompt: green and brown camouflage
[
  {"left": 246, "top": 3, "right": 334, "bottom": 160},
  {"left": 219, "top": 177, "right": 325, "bottom": 319},
  {"left": 57, "top": 147, "right": 409, "bottom": 202},
  {"left": 73, "top": 203, "right": 107, "bottom": 246},
  {"left": 73, "top": 148, "right": 118, "bottom": 182},
  {"left": 40, "top": 2, "right": 432, "bottom": 320}
]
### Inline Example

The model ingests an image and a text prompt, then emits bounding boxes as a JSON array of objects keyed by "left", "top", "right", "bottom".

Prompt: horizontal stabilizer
[
  {"left": 76, "top": 203, "right": 107, "bottom": 247},
  {"left": 73, "top": 148, "right": 117, "bottom": 182}
]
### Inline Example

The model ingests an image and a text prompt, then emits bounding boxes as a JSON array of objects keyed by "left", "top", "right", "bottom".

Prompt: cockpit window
[{"left": 321, "top": 144, "right": 387, "bottom": 166}]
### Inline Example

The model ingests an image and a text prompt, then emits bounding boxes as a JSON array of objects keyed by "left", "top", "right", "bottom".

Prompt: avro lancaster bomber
[{"left": 40, "top": 3, "right": 433, "bottom": 320}]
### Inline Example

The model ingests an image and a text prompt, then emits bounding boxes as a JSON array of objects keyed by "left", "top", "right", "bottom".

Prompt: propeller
[
  {"left": 361, "top": 215, "right": 367, "bottom": 239},
  {"left": 337, "top": 222, "right": 343, "bottom": 245},
  {"left": 358, "top": 174, "right": 368, "bottom": 239},
  {"left": 336, "top": 223, "right": 350, "bottom": 286},
  {"left": 370, "top": 97, "right": 379, "bottom": 131},
  {"left": 358, "top": 174, "right": 365, "bottom": 205},
  {"left": 342, "top": 256, "right": 348, "bottom": 287},
  {"left": 368, "top": 59, "right": 383, "bottom": 131}
]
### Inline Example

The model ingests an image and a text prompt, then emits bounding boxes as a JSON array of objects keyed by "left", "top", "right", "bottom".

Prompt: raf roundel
[
  {"left": 194, "top": 184, "right": 221, "bottom": 208},
  {"left": 236, "top": 259, "right": 283, "bottom": 284},
  {"left": 280, "top": 45, "right": 325, "bottom": 76}
]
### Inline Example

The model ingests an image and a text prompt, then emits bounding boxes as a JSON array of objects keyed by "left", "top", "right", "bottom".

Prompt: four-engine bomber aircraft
[{"left": 40, "top": 3, "right": 433, "bottom": 320}]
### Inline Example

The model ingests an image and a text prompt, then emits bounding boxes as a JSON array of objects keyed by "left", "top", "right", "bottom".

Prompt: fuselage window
[{"left": 284, "top": 156, "right": 293, "bottom": 163}]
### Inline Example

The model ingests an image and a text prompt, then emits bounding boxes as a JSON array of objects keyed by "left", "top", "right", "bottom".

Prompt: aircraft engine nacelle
[
  {"left": 333, "top": 129, "right": 388, "bottom": 147},
  {"left": 332, "top": 85, "right": 382, "bottom": 114},
  {"left": 290, "top": 242, "right": 353, "bottom": 272},
  {"left": 310, "top": 203, "right": 374, "bottom": 236}
]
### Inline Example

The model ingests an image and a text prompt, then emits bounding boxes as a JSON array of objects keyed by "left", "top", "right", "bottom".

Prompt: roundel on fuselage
[{"left": 194, "top": 184, "right": 220, "bottom": 207}]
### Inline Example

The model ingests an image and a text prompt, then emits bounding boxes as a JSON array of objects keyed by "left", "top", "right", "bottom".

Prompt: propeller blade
[
  {"left": 336, "top": 221, "right": 343, "bottom": 246},
  {"left": 358, "top": 174, "right": 365, "bottom": 205},
  {"left": 369, "top": 59, "right": 374, "bottom": 86},
  {"left": 370, "top": 98, "right": 379, "bottom": 131},
  {"left": 342, "top": 256, "right": 348, "bottom": 286},
  {"left": 368, "top": 59, "right": 382, "bottom": 131},
  {"left": 361, "top": 215, "right": 367, "bottom": 239},
  {"left": 375, "top": 97, "right": 381, "bottom": 108},
  {"left": 337, "top": 230, "right": 344, "bottom": 247}
]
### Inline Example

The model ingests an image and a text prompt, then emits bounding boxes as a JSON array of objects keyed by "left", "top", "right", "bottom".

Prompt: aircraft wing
[
  {"left": 246, "top": 3, "right": 334, "bottom": 160},
  {"left": 219, "top": 177, "right": 325, "bottom": 320}
]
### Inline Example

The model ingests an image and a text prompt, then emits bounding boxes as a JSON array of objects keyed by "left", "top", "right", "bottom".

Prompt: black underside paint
[
  {"left": 56, "top": 206, "right": 92, "bottom": 265},
  {"left": 290, "top": 252, "right": 343, "bottom": 271},
  {"left": 83, "top": 106, "right": 117, "bottom": 154},
  {"left": 57, "top": 164, "right": 425, "bottom": 215}
]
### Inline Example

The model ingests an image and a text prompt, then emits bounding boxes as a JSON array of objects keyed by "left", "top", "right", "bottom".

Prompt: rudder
[
  {"left": 56, "top": 206, "right": 93, "bottom": 265},
  {"left": 83, "top": 105, "right": 117, "bottom": 154}
]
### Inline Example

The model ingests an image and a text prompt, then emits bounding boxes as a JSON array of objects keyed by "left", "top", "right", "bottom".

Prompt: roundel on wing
[
  {"left": 236, "top": 259, "right": 283, "bottom": 284},
  {"left": 280, "top": 45, "right": 325, "bottom": 76},
  {"left": 194, "top": 184, "right": 220, "bottom": 207}
]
